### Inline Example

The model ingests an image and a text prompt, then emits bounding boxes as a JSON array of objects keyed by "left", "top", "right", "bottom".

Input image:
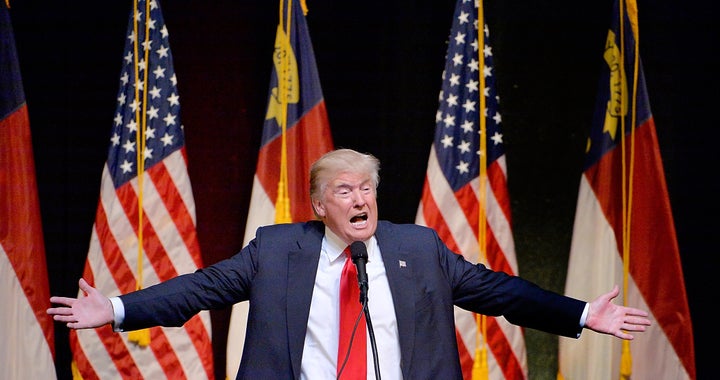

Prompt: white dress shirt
[{"left": 301, "top": 227, "right": 403, "bottom": 380}]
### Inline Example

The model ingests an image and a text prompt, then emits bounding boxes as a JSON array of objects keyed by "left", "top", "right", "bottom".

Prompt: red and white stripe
[
  {"left": 71, "top": 149, "right": 214, "bottom": 380},
  {"left": 416, "top": 145, "right": 527, "bottom": 380}
]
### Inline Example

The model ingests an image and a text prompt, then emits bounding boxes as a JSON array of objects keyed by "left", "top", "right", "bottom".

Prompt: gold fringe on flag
[
  {"left": 71, "top": 360, "right": 83, "bottom": 380},
  {"left": 620, "top": 340, "right": 632, "bottom": 379},
  {"left": 472, "top": 321, "right": 489, "bottom": 379}
]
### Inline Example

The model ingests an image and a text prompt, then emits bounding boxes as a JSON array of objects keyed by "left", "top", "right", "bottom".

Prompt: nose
[{"left": 352, "top": 188, "right": 366, "bottom": 207}]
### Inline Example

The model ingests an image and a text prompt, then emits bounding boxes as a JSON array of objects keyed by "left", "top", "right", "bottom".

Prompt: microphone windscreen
[{"left": 350, "top": 241, "right": 368, "bottom": 262}]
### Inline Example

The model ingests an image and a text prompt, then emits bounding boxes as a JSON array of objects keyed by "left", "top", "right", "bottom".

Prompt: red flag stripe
[
  {"left": 418, "top": 179, "right": 462, "bottom": 253},
  {"left": 182, "top": 315, "right": 215, "bottom": 379},
  {"left": 149, "top": 156, "right": 203, "bottom": 269},
  {"left": 69, "top": 330, "right": 101, "bottom": 380},
  {"left": 148, "top": 327, "right": 188, "bottom": 379},
  {"left": 455, "top": 327, "right": 474, "bottom": 379},
  {"left": 486, "top": 159, "right": 513, "bottom": 226},
  {"left": 92, "top": 193, "right": 137, "bottom": 293},
  {"left": 113, "top": 181, "right": 178, "bottom": 281}
]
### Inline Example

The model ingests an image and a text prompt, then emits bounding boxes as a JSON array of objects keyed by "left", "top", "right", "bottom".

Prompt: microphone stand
[
  {"left": 337, "top": 298, "right": 381, "bottom": 380},
  {"left": 363, "top": 297, "right": 381, "bottom": 380}
]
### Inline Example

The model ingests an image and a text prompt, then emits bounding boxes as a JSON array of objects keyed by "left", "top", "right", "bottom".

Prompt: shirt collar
[{"left": 323, "top": 226, "right": 376, "bottom": 263}]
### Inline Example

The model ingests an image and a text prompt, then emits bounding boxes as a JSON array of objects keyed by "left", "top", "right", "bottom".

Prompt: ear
[{"left": 313, "top": 199, "right": 326, "bottom": 217}]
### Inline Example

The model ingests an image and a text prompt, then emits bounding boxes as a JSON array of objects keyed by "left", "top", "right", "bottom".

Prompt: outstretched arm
[
  {"left": 47, "top": 278, "right": 114, "bottom": 329},
  {"left": 584, "top": 285, "right": 651, "bottom": 340}
]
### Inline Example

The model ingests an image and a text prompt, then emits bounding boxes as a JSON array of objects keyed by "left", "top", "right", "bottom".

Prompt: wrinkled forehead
[{"left": 320, "top": 170, "right": 374, "bottom": 192}]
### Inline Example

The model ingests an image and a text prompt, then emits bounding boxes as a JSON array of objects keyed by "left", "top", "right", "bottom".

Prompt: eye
[{"left": 335, "top": 188, "right": 351, "bottom": 197}]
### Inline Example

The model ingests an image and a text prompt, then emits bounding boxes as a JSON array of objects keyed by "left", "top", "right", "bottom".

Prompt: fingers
[
  {"left": 614, "top": 310, "right": 651, "bottom": 340},
  {"left": 616, "top": 321, "right": 649, "bottom": 339},
  {"left": 47, "top": 306, "right": 74, "bottom": 316},
  {"left": 49, "top": 296, "right": 75, "bottom": 306},
  {"left": 625, "top": 307, "right": 650, "bottom": 318},
  {"left": 78, "top": 278, "right": 93, "bottom": 295},
  {"left": 620, "top": 307, "right": 651, "bottom": 325},
  {"left": 51, "top": 314, "right": 77, "bottom": 323},
  {"left": 627, "top": 316, "right": 651, "bottom": 328}
]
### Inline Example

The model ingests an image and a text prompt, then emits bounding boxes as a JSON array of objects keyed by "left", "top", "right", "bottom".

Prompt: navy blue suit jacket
[{"left": 120, "top": 220, "right": 585, "bottom": 379}]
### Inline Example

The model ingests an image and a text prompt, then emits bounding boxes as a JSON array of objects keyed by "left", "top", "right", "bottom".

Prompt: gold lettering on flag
[
  {"left": 602, "top": 30, "right": 627, "bottom": 141},
  {"left": 266, "top": 25, "right": 300, "bottom": 124}
]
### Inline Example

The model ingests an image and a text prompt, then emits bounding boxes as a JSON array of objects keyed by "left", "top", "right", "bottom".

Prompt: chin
[{"left": 351, "top": 231, "right": 373, "bottom": 242}]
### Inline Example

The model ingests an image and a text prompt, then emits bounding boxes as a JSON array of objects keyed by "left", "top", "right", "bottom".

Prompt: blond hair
[{"left": 309, "top": 148, "right": 381, "bottom": 203}]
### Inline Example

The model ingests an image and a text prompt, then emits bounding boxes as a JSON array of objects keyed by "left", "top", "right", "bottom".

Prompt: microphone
[
  {"left": 350, "top": 241, "right": 381, "bottom": 379},
  {"left": 350, "top": 241, "right": 369, "bottom": 304}
]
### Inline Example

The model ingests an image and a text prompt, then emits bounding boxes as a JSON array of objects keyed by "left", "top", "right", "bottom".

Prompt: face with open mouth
[{"left": 312, "top": 170, "right": 378, "bottom": 245}]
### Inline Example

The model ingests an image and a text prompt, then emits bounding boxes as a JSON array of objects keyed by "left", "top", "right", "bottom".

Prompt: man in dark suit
[{"left": 49, "top": 148, "right": 651, "bottom": 379}]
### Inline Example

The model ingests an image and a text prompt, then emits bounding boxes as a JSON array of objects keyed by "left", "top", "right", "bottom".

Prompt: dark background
[{"left": 8, "top": 0, "right": 715, "bottom": 379}]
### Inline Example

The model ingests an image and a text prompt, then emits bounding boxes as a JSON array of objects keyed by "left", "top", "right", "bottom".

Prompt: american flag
[
  {"left": 415, "top": 0, "right": 527, "bottom": 379},
  {"left": 225, "top": 0, "right": 334, "bottom": 378},
  {"left": 558, "top": 0, "right": 695, "bottom": 378},
  {"left": 0, "top": 4, "right": 57, "bottom": 379},
  {"left": 69, "top": 0, "right": 214, "bottom": 378}
]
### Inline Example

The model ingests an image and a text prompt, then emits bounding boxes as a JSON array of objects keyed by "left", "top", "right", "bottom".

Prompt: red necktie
[{"left": 337, "top": 247, "right": 367, "bottom": 379}]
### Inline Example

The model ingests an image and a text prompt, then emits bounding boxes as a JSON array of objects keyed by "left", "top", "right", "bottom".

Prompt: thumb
[{"left": 78, "top": 278, "right": 93, "bottom": 296}]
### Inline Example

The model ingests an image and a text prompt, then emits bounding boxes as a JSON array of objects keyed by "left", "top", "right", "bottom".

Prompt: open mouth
[{"left": 350, "top": 213, "right": 368, "bottom": 224}]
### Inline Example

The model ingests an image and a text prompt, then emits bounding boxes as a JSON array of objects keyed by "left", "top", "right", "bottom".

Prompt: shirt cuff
[
  {"left": 109, "top": 296, "right": 125, "bottom": 332},
  {"left": 577, "top": 303, "right": 589, "bottom": 338},
  {"left": 580, "top": 302, "right": 589, "bottom": 327}
]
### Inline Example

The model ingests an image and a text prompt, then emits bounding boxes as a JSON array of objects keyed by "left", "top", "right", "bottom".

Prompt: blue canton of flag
[
  {"left": 434, "top": 0, "right": 503, "bottom": 192},
  {"left": 108, "top": 0, "right": 183, "bottom": 187}
]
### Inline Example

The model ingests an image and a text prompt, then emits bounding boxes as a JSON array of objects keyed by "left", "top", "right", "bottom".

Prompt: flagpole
[
  {"left": 274, "top": 0, "right": 293, "bottom": 224},
  {"left": 473, "top": 1, "right": 489, "bottom": 379},
  {"left": 619, "top": 0, "right": 641, "bottom": 377},
  {"left": 128, "top": 0, "right": 152, "bottom": 347}
]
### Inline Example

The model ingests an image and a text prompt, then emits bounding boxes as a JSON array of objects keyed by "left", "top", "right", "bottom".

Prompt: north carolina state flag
[
  {"left": 1, "top": 4, "right": 57, "bottom": 379},
  {"left": 225, "top": 1, "right": 333, "bottom": 378},
  {"left": 558, "top": 1, "right": 695, "bottom": 379}
]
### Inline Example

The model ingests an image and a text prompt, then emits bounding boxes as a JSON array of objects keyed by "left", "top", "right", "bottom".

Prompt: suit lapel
[
  {"left": 375, "top": 222, "right": 416, "bottom": 376},
  {"left": 286, "top": 222, "right": 324, "bottom": 379}
]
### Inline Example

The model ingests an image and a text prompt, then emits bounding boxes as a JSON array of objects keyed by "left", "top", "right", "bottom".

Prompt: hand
[
  {"left": 584, "top": 285, "right": 651, "bottom": 340},
  {"left": 47, "top": 278, "right": 114, "bottom": 329}
]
